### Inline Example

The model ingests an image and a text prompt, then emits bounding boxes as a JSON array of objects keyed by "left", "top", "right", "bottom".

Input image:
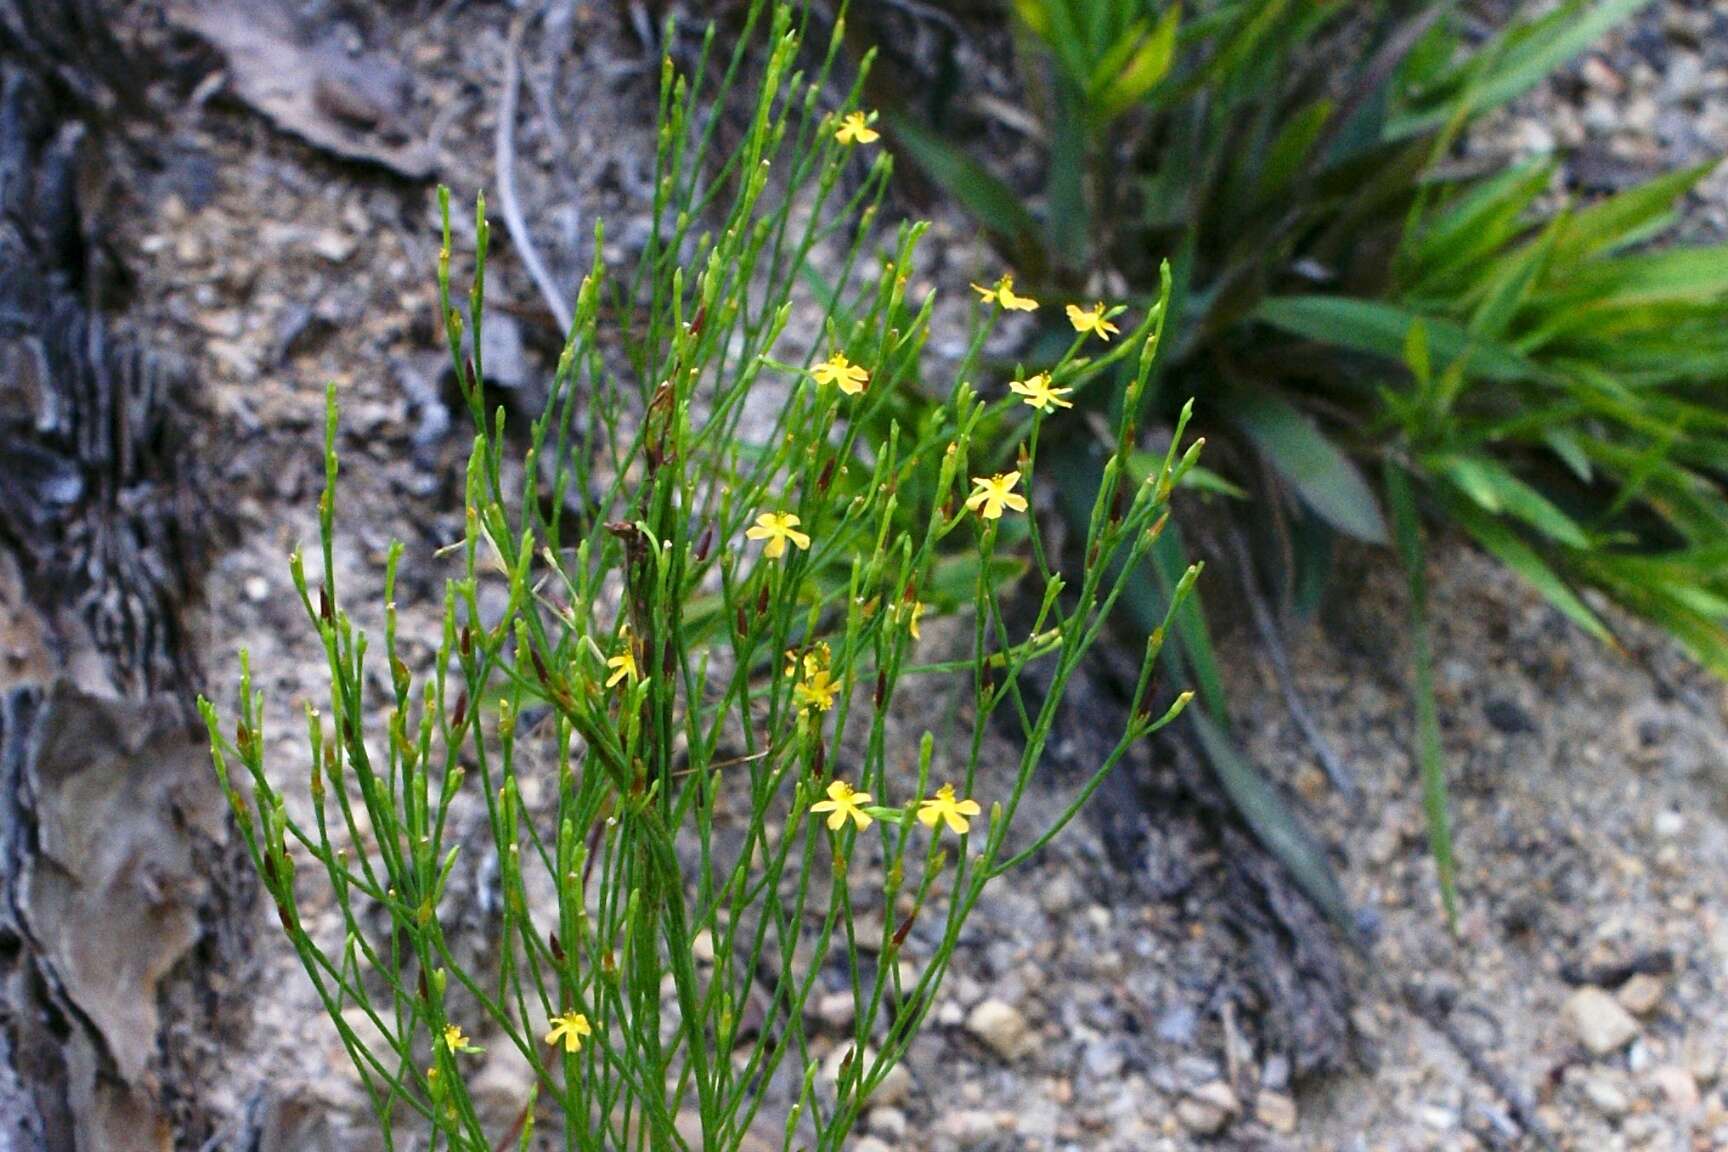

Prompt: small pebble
[
  {"left": 966, "top": 998, "right": 1031, "bottom": 1061},
  {"left": 1648, "top": 1065, "right": 1700, "bottom": 1113},
  {"left": 1580, "top": 1074, "right": 1630, "bottom": 1119},
  {"left": 869, "top": 1106, "right": 907, "bottom": 1140},
  {"left": 1254, "top": 1090, "right": 1298, "bottom": 1134},
  {"left": 814, "top": 991, "right": 854, "bottom": 1031},
  {"left": 1564, "top": 986, "right": 1641, "bottom": 1056},
  {"left": 1616, "top": 973, "right": 1665, "bottom": 1016},
  {"left": 1175, "top": 1097, "right": 1230, "bottom": 1136}
]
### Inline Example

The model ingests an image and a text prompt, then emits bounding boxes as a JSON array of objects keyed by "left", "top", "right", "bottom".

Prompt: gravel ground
[{"left": 101, "top": 1, "right": 1728, "bottom": 1148}]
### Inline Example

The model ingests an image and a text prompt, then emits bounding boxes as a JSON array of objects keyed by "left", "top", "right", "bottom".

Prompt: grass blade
[
  {"left": 1385, "top": 463, "right": 1458, "bottom": 929},
  {"left": 1227, "top": 387, "right": 1389, "bottom": 543}
]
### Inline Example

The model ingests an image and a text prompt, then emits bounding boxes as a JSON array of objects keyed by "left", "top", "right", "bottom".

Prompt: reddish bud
[{"left": 891, "top": 908, "right": 918, "bottom": 950}]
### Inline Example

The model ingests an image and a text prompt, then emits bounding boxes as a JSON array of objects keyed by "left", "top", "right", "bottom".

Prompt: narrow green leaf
[
  {"left": 1467, "top": 210, "right": 1562, "bottom": 341},
  {"left": 1096, "top": 5, "right": 1181, "bottom": 122},
  {"left": 1445, "top": 492, "right": 1616, "bottom": 645},
  {"left": 1255, "top": 296, "right": 1543, "bottom": 382},
  {"left": 1543, "top": 429, "right": 1593, "bottom": 483},
  {"left": 1150, "top": 525, "right": 1229, "bottom": 722},
  {"left": 1435, "top": 455, "right": 1591, "bottom": 548},
  {"left": 1188, "top": 708, "right": 1356, "bottom": 932},
  {"left": 1227, "top": 388, "right": 1389, "bottom": 543},
  {"left": 1385, "top": 464, "right": 1458, "bottom": 930},
  {"left": 1387, "top": 0, "right": 1655, "bottom": 139},
  {"left": 1552, "top": 161, "right": 1716, "bottom": 263},
  {"left": 886, "top": 113, "right": 1046, "bottom": 272},
  {"left": 1411, "top": 161, "right": 1554, "bottom": 286},
  {"left": 1542, "top": 244, "right": 1728, "bottom": 311}
]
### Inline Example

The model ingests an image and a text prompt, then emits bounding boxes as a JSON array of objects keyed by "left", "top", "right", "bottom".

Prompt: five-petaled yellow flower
[
  {"left": 1066, "top": 302, "right": 1120, "bottom": 341},
  {"left": 835, "top": 110, "right": 880, "bottom": 146},
  {"left": 442, "top": 1024, "right": 481, "bottom": 1054},
  {"left": 971, "top": 274, "right": 1038, "bottom": 312},
  {"left": 1009, "top": 372, "right": 1072, "bottom": 412},
  {"left": 918, "top": 783, "right": 982, "bottom": 835},
  {"left": 965, "top": 472, "right": 1029, "bottom": 521},
  {"left": 812, "top": 352, "right": 869, "bottom": 395},
  {"left": 746, "top": 512, "right": 811, "bottom": 559},
  {"left": 811, "top": 779, "right": 874, "bottom": 831},
  {"left": 795, "top": 668, "right": 838, "bottom": 713},
  {"left": 544, "top": 1010, "right": 593, "bottom": 1054},
  {"left": 605, "top": 634, "right": 638, "bottom": 688}
]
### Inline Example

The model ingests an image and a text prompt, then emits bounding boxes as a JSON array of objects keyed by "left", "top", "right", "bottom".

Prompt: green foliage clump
[
  {"left": 199, "top": 6, "right": 1199, "bottom": 1148},
  {"left": 898, "top": 0, "right": 1728, "bottom": 919}
]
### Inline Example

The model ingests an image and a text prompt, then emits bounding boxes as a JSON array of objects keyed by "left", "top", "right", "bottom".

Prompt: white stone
[
  {"left": 814, "top": 991, "right": 855, "bottom": 1031},
  {"left": 1649, "top": 1065, "right": 1700, "bottom": 1113},
  {"left": 1580, "top": 1074, "right": 1630, "bottom": 1118},
  {"left": 965, "top": 998, "right": 1031, "bottom": 1060},
  {"left": 1616, "top": 973, "right": 1665, "bottom": 1016},
  {"left": 871, "top": 1062, "right": 912, "bottom": 1108},
  {"left": 1254, "top": 1090, "right": 1298, "bottom": 1134},
  {"left": 869, "top": 1105, "right": 908, "bottom": 1140},
  {"left": 1563, "top": 986, "right": 1641, "bottom": 1056}
]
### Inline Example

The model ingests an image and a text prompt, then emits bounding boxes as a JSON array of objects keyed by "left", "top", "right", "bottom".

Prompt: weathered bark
[{"left": 0, "top": 12, "right": 247, "bottom": 1150}]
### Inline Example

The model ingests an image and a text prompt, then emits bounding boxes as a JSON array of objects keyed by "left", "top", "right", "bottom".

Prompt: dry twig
[{"left": 496, "top": 13, "right": 573, "bottom": 334}]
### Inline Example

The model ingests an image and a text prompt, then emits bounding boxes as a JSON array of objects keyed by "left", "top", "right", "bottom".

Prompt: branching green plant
[
  {"left": 198, "top": 6, "right": 1201, "bottom": 1148},
  {"left": 893, "top": 0, "right": 1728, "bottom": 922}
]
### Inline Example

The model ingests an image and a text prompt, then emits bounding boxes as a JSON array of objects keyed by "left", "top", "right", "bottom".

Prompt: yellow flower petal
[
  {"left": 972, "top": 274, "right": 1038, "bottom": 312},
  {"left": 810, "top": 779, "right": 873, "bottom": 830},
  {"left": 1066, "top": 302, "right": 1120, "bottom": 341},
  {"left": 544, "top": 1011, "right": 593, "bottom": 1054},
  {"left": 1008, "top": 372, "right": 1073, "bottom": 413},
  {"left": 835, "top": 111, "right": 880, "bottom": 145},
  {"left": 964, "top": 472, "right": 1027, "bottom": 520},
  {"left": 916, "top": 783, "right": 979, "bottom": 835},
  {"left": 746, "top": 511, "right": 810, "bottom": 559}
]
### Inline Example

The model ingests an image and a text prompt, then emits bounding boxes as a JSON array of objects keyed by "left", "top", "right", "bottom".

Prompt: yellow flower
[
  {"left": 785, "top": 641, "right": 831, "bottom": 679},
  {"left": 746, "top": 512, "right": 812, "bottom": 559},
  {"left": 812, "top": 351, "right": 870, "bottom": 395},
  {"left": 544, "top": 1010, "right": 593, "bottom": 1054},
  {"left": 1008, "top": 372, "right": 1072, "bottom": 412},
  {"left": 795, "top": 668, "right": 838, "bottom": 713},
  {"left": 810, "top": 779, "right": 874, "bottom": 831},
  {"left": 964, "top": 472, "right": 1029, "bottom": 521},
  {"left": 907, "top": 600, "right": 926, "bottom": 641},
  {"left": 1066, "top": 302, "right": 1119, "bottom": 341},
  {"left": 917, "top": 783, "right": 982, "bottom": 835},
  {"left": 605, "top": 635, "right": 638, "bottom": 688},
  {"left": 971, "top": 274, "right": 1038, "bottom": 312},
  {"left": 443, "top": 1024, "right": 482, "bottom": 1054},
  {"left": 835, "top": 110, "right": 880, "bottom": 146}
]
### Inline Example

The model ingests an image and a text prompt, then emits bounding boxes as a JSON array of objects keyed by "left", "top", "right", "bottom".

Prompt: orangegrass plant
[{"left": 199, "top": 6, "right": 1200, "bottom": 1148}]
